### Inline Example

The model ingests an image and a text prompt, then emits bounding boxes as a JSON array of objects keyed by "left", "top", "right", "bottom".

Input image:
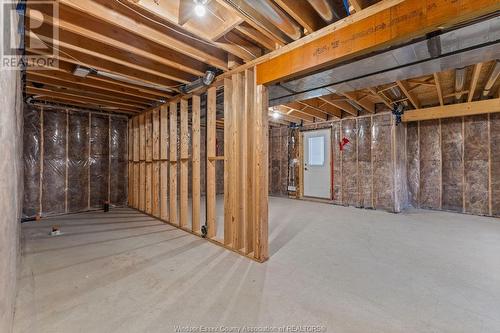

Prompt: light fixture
[
  {"left": 272, "top": 111, "right": 281, "bottom": 119},
  {"left": 194, "top": 0, "right": 208, "bottom": 17}
]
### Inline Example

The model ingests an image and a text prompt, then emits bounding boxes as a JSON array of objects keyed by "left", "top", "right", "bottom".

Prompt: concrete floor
[{"left": 13, "top": 197, "right": 500, "bottom": 333}]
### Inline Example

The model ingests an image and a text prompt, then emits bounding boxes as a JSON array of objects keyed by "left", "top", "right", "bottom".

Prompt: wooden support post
[
  {"left": 65, "top": 110, "right": 69, "bottom": 213},
  {"left": 224, "top": 77, "right": 234, "bottom": 246},
  {"left": 152, "top": 161, "right": 160, "bottom": 217},
  {"left": 39, "top": 107, "right": 44, "bottom": 216},
  {"left": 108, "top": 116, "right": 111, "bottom": 204},
  {"left": 153, "top": 108, "right": 160, "bottom": 160},
  {"left": 253, "top": 83, "right": 269, "bottom": 261},
  {"left": 207, "top": 87, "right": 217, "bottom": 239},
  {"left": 231, "top": 72, "right": 244, "bottom": 250},
  {"left": 128, "top": 118, "right": 133, "bottom": 207},
  {"left": 169, "top": 102, "right": 178, "bottom": 225},
  {"left": 152, "top": 108, "right": 160, "bottom": 217},
  {"left": 244, "top": 69, "right": 255, "bottom": 254},
  {"left": 145, "top": 111, "right": 152, "bottom": 214},
  {"left": 88, "top": 113, "right": 91, "bottom": 210},
  {"left": 192, "top": 95, "right": 201, "bottom": 234},
  {"left": 133, "top": 116, "right": 139, "bottom": 209},
  {"left": 139, "top": 113, "right": 145, "bottom": 211},
  {"left": 180, "top": 99, "right": 189, "bottom": 228},
  {"left": 145, "top": 162, "right": 152, "bottom": 214},
  {"left": 160, "top": 105, "right": 169, "bottom": 221}
]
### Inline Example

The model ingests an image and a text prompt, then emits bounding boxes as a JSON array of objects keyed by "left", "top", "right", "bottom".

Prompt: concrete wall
[{"left": 0, "top": 22, "right": 23, "bottom": 333}]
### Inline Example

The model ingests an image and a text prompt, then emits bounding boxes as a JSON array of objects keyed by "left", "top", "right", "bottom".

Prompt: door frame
[{"left": 299, "top": 128, "right": 334, "bottom": 201}]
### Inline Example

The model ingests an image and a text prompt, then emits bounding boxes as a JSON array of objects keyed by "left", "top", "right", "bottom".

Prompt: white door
[{"left": 303, "top": 129, "right": 331, "bottom": 199}]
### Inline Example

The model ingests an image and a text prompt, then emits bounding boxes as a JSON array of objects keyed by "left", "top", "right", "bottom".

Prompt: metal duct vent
[
  {"left": 269, "top": 16, "right": 500, "bottom": 106},
  {"left": 180, "top": 70, "right": 216, "bottom": 94}
]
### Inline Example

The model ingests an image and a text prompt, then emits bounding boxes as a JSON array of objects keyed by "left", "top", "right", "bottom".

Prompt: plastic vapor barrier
[
  {"left": 110, "top": 117, "right": 128, "bottom": 206},
  {"left": 22, "top": 105, "right": 128, "bottom": 218},
  {"left": 22, "top": 106, "right": 40, "bottom": 217},
  {"left": 441, "top": 118, "right": 463, "bottom": 212},
  {"left": 67, "top": 111, "right": 90, "bottom": 213},
  {"left": 464, "top": 114, "right": 489, "bottom": 215},
  {"left": 42, "top": 110, "right": 66, "bottom": 215},
  {"left": 491, "top": 113, "right": 500, "bottom": 216}
]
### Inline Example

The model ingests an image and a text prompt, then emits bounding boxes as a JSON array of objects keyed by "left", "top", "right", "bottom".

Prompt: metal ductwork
[
  {"left": 179, "top": 70, "right": 216, "bottom": 94},
  {"left": 483, "top": 60, "right": 500, "bottom": 97},
  {"left": 268, "top": 15, "right": 500, "bottom": 106}
]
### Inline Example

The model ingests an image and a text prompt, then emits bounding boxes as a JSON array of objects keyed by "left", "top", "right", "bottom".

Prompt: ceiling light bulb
[
  {"left": 194, "top": 4, "right": 206, "bottom": 17},
  {"left": 272, "top": 112, "right": 281, "bottom": 119}
]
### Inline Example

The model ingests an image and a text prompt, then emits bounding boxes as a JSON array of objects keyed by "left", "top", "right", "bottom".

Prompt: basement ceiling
[{"left": 24, "top": 0, "right": 374, "bottom": 115}]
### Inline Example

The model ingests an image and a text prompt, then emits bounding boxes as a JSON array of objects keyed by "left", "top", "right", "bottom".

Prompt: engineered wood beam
[
  {"left": 402, "top": 98, "right": 500, "bottom": 122},
  {"left": 256, "top": 0, "right": 500, "bottom": 84},
  {"left": 59, "top": 0, "right": 229, "bottom": 70}
]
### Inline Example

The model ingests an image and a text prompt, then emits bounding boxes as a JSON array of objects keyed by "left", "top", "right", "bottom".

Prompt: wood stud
[{"left": 127, "top": 69, "right": 269, "bottom": 262}]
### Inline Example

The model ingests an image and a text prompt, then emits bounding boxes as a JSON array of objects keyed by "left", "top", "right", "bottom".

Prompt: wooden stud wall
[{"left": 128, "top": 67, "right": 269, "bottom": 262}]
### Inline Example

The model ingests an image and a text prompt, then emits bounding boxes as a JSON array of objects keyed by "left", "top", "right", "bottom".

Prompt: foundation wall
[
  {"left": 406, "top": 114, "right": 499, "bottom": 217},
  {"left": 0, "top": 4, "right": 23, "bottom": 331},
  {"left": 22, "top": 106, "right": 128, "bottom": 218},
  {"left": 269, "top": 127, "right": 289, "bottom": 196},
  {"left": 270, "top": 113, "right": 407, "bottom": 213}
]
